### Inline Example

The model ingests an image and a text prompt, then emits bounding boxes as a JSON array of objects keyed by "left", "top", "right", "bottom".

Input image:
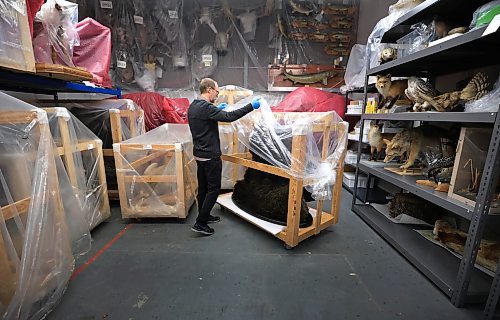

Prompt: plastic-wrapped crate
[
  {"left": 218, "top": 101, "right": 348, "bottom": 248},
  {"left": 42, "top": 107, "right": 111, "bottom": 230},
  {"left": 0, "top": 93, "right": 90, "bottom": 319},
  {"left": 0, "top": 1, "right": 36, "bottom": 72},
  {"left": 113, "top": 124, "right": 196, "bottom": 218}
]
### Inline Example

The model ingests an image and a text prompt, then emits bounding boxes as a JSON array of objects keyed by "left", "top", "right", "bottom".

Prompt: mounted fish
[
  {"left": 324, "top": 45, "right": 350, "bottom": 56},
  {"left": 282, "top": 62, "right": 337, "bottom": 86},
  {"left": 289, "top": 0, "right": 314, "bottom": 15},
  {"left": 323, "top": 6, "right": 356, "bottom": 15},
  {"left": 290, "top": 32, "right": 308, "bottom": 41},
  {"left": 310, "top": 21, "right": 329, "bottom": 30},
  {"left": 291, "top": 19, "right": 309, "bottom": 29},
  {"left": 330, "top": 33, "right": 351, "bottom": 42},
  {"left": 308, "top": 32, "right": 329, "bottom": 42}
]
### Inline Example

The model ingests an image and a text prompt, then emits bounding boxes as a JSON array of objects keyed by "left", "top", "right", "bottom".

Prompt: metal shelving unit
[
  {"left": 0, "top": 68, "right": 122, "bottom": 99},
  {"left": 351, "top": 0, "right": 500, "bottom": 313}
]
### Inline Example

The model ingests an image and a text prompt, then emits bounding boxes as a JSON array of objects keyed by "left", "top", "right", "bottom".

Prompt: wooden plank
[
  {"left": 0, "top": 197, "right": 30, "bottom": 221},
  {"left": 297, "top": 213, "right": 335, "bottom": 242},
  {"left": 331, "top": 124, "right": 347, "bottom": 223},
  {"left": 231, "top": 130, "right": 240, "bottom": 183},
  {"left": 0, "top": 111, "right": 38, "bottom": 124},
  {"left": 103, "top": 149, "right": 114, "bottom": 157},
  {"left": 0, "top": 8, "right": 35, "bottom": 72},
  {"left": 284, "top": 133, "right": 307, "bottom": 248},
  {"left": 58, "top": 116, "right": 79, "bottom": 186},
  {"left": 95, "top": 144, "right": 111, "bottom": 223},
  {"left": 35, "top": 63, "right": 93, "bottom": 81},
  {"left": 175, "top": 146, "right": 187, "bottom": 218},
  {"left": 109, "top": 110, "right": 123, "bottom": 144},
  {"left": 129, "top": 110, "right": 138, "bottom": 137},
  {"left": 384, "top": 166, "right": 424, "bottom": 176},
  {"left": 114, "top": 150, "right": 130, "bottom": 214},
  {"left": 221, "top": 154, "right": 291, "bottom": 179},
  {"left": 119, "top": 144, "right": 176, "bottom": 152},
  {"left": 129, "top": 151, "right": 172, "bottom": 170},
  {"left": 123, "top": 175, "right": 177, "bottom": 183},
  {"left": 314, "top": 116, "right": 332, "bottom": 233}
]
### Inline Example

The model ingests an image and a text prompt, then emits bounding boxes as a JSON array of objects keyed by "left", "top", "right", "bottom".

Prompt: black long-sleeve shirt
[{"left": 187, "top": 99, "right": 253, "bottom": 159}]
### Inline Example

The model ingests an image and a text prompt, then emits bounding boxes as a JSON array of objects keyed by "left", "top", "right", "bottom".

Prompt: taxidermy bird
[
  {"left": 405, "top": 77, "right": 440, "bottom": 111},
  {"left": 420, "top": 72, "right": 490, "bottom": 111}
]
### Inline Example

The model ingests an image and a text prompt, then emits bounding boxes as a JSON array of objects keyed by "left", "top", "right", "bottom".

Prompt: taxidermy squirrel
[
  {"left": 376, "top": 74, "right": 409, "bottom": 111},
  {"left": 367, "top": 122, "right": 394, "bottom": 161}
]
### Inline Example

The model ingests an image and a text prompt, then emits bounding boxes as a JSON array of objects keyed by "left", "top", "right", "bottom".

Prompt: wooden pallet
[
  {"left": 218, "top": 112, "right": 347, "bottom": 248},
  {"left": 114, "top": 140, "right": 197, "bottom": 219},
  {"left": 43, "top": 107, "right": 110, "bottom": 229},
  {"left": 35, "top": 63, "right": 93, "bottom": 81}
]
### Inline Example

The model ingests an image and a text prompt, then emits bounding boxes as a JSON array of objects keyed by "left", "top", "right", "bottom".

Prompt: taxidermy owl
[
  {"left": 405, "top": 77, "right": 440, "bottom": 112},
  {"left": 420, "top": 72, "right": 490, "bottom": 112}
]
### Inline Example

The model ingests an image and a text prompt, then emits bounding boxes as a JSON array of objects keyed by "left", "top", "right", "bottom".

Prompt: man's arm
[{"left": 207, "top": 103, "right": 254, "bottom": 122}]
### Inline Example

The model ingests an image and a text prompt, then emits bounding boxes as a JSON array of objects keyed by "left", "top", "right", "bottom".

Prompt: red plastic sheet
[
  {"left": 122, "top": 92, "right": 189, "bottom": 131},
  {"left": 73, "top": 18, "right": 112, "bottom": 87},
  {"left": 272, "top": 87, "right": 346, "bottom": 118},
  {"left": 26, "top": 0, "right": 44, "bottom": 36}
]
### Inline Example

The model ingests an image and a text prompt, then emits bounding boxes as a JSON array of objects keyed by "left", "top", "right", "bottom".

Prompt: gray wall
[{"left": 356, "top": 0, "right": 395, "bottom": 44}]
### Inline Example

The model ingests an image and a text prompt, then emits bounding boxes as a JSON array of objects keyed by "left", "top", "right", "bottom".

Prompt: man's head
[{"left": 200, "top": 78, "right": 219, "bottom": 103}]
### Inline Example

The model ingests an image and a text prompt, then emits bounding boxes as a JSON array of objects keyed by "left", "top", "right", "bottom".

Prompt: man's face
[{"left": 208, "top": 84, "right": 219, "bottom": 103}]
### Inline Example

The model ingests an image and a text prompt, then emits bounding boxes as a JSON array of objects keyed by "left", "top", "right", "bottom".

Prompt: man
[{"left": 188, "top": 78, "right": 261, "bottom": 236}]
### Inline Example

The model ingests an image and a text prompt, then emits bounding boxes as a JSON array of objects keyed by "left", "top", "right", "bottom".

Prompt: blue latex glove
[
  {"left": 217, "top": 103, "right": 228, "bottom": 110},
  {"left": 251, "top": 97, "right": 261, "bottom": 109}
]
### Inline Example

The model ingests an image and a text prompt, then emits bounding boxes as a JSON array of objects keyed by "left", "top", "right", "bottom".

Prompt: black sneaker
[
  {"left": 207, "top": 215, "right": 221, "bottom": 224},
  {"left": 191, "top": 223, "right": 215, "bottom": 235}
]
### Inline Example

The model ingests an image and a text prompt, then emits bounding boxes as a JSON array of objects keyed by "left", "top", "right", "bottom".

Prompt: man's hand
[
  {"left": 217, "top": 103, "right": 228, "bottom": 110},
  {"left": 251, "top": 97, "right": 262, "bottom": 109}
]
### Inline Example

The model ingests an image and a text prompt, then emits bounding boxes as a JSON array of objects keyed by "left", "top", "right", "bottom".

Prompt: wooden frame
[
  {"left": 43, "top": 107, "right": 111, "bottom": 229},
  {"left": 114, "top": 142, "right": 196, "bottom": 219},
  {"left": 105, "top": 107, "right": 145, "bottom": 200},
  {"left": 448, "top": 127, "right": 500, "bottom": 213},
  {"left": 218, "top": 112, "right": 347, "bottom": 248},
  {"left": 218, "top": 122, "right": 247, "bottom": 188}
]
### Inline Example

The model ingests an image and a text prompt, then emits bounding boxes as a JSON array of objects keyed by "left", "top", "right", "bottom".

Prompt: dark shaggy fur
[{"left": 232, "top": 151, "right": 313, "bottom": 228}]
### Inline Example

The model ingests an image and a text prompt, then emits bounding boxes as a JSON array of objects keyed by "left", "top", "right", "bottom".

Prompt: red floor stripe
[{"left": 70, "top": 224, "right": 134, "bottom": 281}]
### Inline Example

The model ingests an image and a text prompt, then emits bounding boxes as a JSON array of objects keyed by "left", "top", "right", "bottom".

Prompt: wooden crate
[
  {"left": 106, "top": 107, "right": 145, "bottom": 200},
  {"left": 43, "top": 107, "right": 111, "bottom": 229},
  {"left": 114, "top": 141, "right": 196, "bottom": 218},
  {"left": 448, "top": 127, "right": 500, "bottom": 212},
  {"left": 218, "top": 112, "right": 347, "bottom": 248},
  {"left": 0, "top": 110, "right": 69, "bottom": 310},
  {"left": 0, "top": 5, "right": 36, "bottom": 72}
]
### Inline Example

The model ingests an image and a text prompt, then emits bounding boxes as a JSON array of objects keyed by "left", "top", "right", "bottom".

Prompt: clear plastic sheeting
[
  {"left": 33, "top": 0, "right": 80, "bottom": 66},
  {"left": 113, "top": 124, "right": 197, "bottom": 218},
  {"left": 465, "top": 76, "right": 500, "bottom": 112},
  {"left": 219, "top": 123, "right": 246, "bottom": 189},
  {"left": 0, "top": 0, "right": 36, "bottom": 72},
  {"left": 230, "top": 98, "right": 348, "bottom": 200},
  {"left": 366, "top": 1, "right": 423, "bottom": 70},
  {"left": 41, "top": 99, "right": 146, "bottom": 149},
  {"left": 43, "top": 107, "right": 111, "bottom": 230},
  {"left": 0, "top": 92, "right": 87, "bottom": 320},
  {"left": 470, "top": 0, "right": 500, "bottom": 30},
  {"left": 215, "top": 85, "right": 253, "bottom": 105}
]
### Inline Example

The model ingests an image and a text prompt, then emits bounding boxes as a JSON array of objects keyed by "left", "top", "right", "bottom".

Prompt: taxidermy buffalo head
[{"left": 215, "top": 25, "right": 232, "bottom": 56}]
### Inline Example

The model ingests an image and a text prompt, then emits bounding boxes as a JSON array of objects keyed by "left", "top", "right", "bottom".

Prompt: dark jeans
[{"left": 196, "top": 157, "right": 222, "bottom": 225}]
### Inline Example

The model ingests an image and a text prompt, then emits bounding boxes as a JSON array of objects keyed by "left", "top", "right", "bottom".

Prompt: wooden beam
[
  {"left": 123, "top": 175, "right": 177, "bottom": 183},
  {"left": 109, "top": 110, "right": 123, "bottom": 144},
  {"left": 175, "top": 146, "right": 187, "bottom": 218},
  {"left": 129, "top": 151, "right": 171, "bottom": 170},
  {"left": 221, "top": 155, "right": 291, "bottom": 179},
  {"left": 119, "top": 144, "right": 176, "bottom": 152},
  {"left": 1, "top": 197, "right": 30, "bottom": 221},
  {"left": 0, "top": 111, "right": 38, "bottom": 125}
]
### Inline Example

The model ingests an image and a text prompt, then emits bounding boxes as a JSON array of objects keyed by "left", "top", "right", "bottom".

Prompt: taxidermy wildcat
[
  {"left": 367, "top": 122, "right": 394, "bottom": 161},
  {"left": 376, "top": 74, "right": 409, "bottom": 111},
  {"left": 383, "top": 126, "right": 451, "bottom": 171}
]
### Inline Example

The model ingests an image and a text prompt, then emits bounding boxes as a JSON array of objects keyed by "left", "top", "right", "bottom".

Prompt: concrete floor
[{"left": 47, "top": 189, "right": 483, "bottom": 320}]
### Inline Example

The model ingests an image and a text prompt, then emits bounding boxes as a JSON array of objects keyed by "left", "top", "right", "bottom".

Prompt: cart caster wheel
[{"left": 284, "top": 244, "right": 293, "bottom": 250}]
